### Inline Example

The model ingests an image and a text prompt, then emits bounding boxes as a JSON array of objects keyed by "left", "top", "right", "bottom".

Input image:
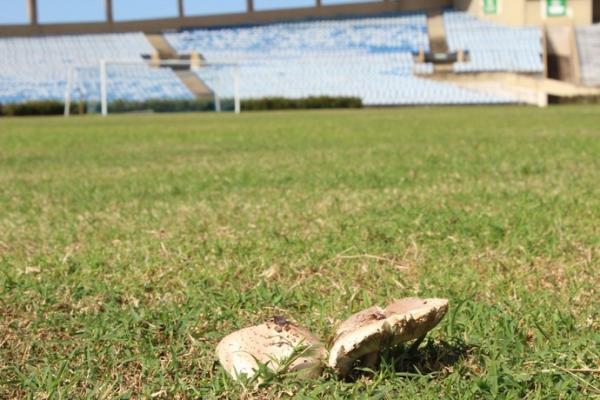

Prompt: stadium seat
[
  {"left": 444, "top": 11, "right": 544, "bottom": 73},
  {"left": 576, "top": 24, "right": 600, "bottom": 87},
  {"left": 0, "top": 33, "right": 194, "bottom": 104},
  {"left": 195, "top": 55, "right": 515, "bottom": 105},
  {"left": 0, "top": 12, "right": 536, "bottom": 106},
  {"left": 166, "top": 14, "right": 520, "bottom": 106},
  {"left": 165, "top": 15, "right": 430, "bottom": 60}
]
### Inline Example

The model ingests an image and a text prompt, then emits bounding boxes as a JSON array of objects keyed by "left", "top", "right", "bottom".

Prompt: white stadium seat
[{"left": 576, "top": 23, "right": 600, "bottom": 87}]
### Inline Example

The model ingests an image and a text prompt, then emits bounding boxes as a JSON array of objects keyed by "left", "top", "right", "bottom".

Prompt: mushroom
[
  {"left": 216, "top": 316, "right": 326, "bottom": 381},
  {"left": 384, "top": 297, "right": 449, "bottom": 345},
  {"left": 328, "top": 297, "right": 448, "bottom": 377}
]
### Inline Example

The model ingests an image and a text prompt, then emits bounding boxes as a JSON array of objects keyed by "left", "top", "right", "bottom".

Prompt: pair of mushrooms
[{"left": 217, "top": 297, "right": 448, "bottom": 381}]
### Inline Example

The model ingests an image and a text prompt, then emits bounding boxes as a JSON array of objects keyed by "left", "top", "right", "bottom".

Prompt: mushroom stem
[{"left": 408, "top": 334, "right": 427, "bottom": 353}]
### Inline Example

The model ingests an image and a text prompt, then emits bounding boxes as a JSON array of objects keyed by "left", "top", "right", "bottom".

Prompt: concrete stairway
[
  {"left": 145, "top": 33, "right": 178, "bottom": 59},
  {"left": 427, "top": 10, "right": 448, "bottom": 53},
  {"left": 175, "top": 70, "right": 213, "bottom": 100},
  {"left": 145, "top": 32, "right": 213, "bottom": 100},
  {"left": 426, "top": 10, "right": 453, "bottom": 73}
]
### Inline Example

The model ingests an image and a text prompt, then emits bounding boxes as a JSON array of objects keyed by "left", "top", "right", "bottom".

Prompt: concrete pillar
[
  {"left": 178, "top": 0, "right": 185, "bottom": 18},
  {"left": 247, "top": 0, "right": 254, "bottom": 12},
  {"left": 190, "top": 50, "right": 202, "bottom": 69},
  {"left": 418, "top": 47, "right": 425, "bottom": 63},
  {"left": 27, "top": 0, "right": 38, "bottom": 25},
  {"left": 150, "top": 51, "right": 161, "bottom": 68},
  {"left": 105, "top": 0, "right": 113, "bottom": 23},
  {"left": 316, "top": 0, "right": 322, "bottom": 6}
]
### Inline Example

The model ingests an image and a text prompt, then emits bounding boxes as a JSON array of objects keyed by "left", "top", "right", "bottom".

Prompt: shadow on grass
[
  {"left": 346, "top": 337, "right": 474, "bottom": 381},
  {"left": 393, "top": 338, "right": 473, "bottom": 374}
]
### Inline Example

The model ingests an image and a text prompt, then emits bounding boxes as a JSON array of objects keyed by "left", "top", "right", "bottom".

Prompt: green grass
[{"left": 1, "top": 106, "right": 599, "bottom": 399}]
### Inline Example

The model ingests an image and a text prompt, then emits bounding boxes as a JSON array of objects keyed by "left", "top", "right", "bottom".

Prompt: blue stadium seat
[
  {"left": 444, "top": 11, "right": 544, "bottom": 73},
  {"left": 166, "top": 14, "right": 520, "bottom": 105},
  {"left": 165, "top": 14, "right": 430, "bottom": 60},
  {"left": 195, "top": 55, "right": 516, "bottom": 105},
  {"left": 0, "top": 12, "right": 537, "bottom": 106},
  {"left": 0, "top": 33, "right": 194, "bottom": 104}
]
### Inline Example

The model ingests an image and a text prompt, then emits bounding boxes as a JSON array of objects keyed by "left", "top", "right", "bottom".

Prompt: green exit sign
[
  {"left": 483, "top": 0, "right": 498, "bottom": 15},
  {"left": 547, "top": 0, "right": 567, "bottom": 17}
]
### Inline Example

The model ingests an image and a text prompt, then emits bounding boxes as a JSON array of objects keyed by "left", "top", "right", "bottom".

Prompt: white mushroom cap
[
  {"left": 216, "top": 317, "right": 326, "bottom": 381},
  {"left": 328, "top": 298, "right": 449, "bottom": 377},
  {"left": 327, "top": 306, "right": 388, "bottom": 378},
  {"left": 385, "top": 298, "right": 449, "bottom": 345}
]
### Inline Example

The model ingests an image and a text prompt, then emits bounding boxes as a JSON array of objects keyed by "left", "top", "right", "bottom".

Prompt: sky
[{"left": 0, "top": 0, "right": 375, "bottom": 25}]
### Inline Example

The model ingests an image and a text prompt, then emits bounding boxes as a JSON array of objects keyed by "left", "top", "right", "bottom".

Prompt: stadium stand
[
  {"left": 0, "top": 33, "right": 193, "bottom": 104},
  {"left": 575, "top": 24, "right": 600, "bottom": 86},
  {"left": 444, "top": 11, "right": 544, "bottom": 73},
  {"left": 0, "top": 10, "right": 552, "bottom": 107},
  {"left": 165, "top": 14, "right": 520, "bottom": 105}
]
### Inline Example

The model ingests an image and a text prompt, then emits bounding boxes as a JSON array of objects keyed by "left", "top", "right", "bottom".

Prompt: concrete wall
[
  {"left": 455, "top": 0, "right": 527, "bottom": 25},
  {"left": 526, "top": 0, "right": 592, "bottom": 26},
  {"left": 455, "top": 0, "right": 593, "bottom": 26},
  {"left": 546, "top": 25, "right": 573, "bottom": 55},
  {"left": 546, "top": 25, "right": 579, "bottom": 82}
]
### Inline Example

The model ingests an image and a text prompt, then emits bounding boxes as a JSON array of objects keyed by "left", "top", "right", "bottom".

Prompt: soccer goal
[{"left": 64, "top": 59, "right": 241, "bottom": 117}]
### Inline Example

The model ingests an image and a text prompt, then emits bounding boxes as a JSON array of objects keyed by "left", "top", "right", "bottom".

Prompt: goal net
[{"left": 64, "top": 59, "right": 240, "bottom": 116}]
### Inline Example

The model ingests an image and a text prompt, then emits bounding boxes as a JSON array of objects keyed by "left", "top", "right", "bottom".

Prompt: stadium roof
[{"left": 1, "top": 0, "right": 371, "bottom": 25}]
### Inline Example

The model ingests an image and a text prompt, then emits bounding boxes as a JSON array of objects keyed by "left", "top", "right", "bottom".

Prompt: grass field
[{"left": 1, "top": 106, "right": 599, "bottom": 399}]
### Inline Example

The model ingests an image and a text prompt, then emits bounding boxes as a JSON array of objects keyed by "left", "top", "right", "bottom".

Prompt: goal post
[
  {"left": 99, "top": 59, "right": 241, "bottom": 116},
  {"left": 63, "top": 65, "right": 74, "bottom": 117},
  {"left": 100, "top": 59, "right": 107, "bottom": 116},
  {"left": 64, "top": 59, "right": 241, "bottom": 117}
]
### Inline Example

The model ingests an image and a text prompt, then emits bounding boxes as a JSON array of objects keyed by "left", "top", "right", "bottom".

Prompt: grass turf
[{"left": 1, "top": 106, "right": 599, "bottom": 399}]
